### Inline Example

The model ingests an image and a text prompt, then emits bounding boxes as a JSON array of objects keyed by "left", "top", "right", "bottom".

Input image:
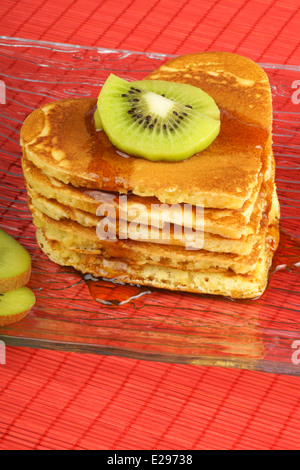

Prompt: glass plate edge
[
  {"left": 2, "top": 333, "right": 299, "bottom": 376},
  {"left": 1, "top": 35, "right": 300, "bottom": 71}
]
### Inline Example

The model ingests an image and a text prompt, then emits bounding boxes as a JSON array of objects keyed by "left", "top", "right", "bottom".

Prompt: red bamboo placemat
[
  {"left": 0, "top": 0, "right": 299, "bottom": 64},
  {"left": 1, "top": 347, "right": 300, "bottom": 450},
  {"left": 0, "top": 0, "right": 300, "bottom": 451}
]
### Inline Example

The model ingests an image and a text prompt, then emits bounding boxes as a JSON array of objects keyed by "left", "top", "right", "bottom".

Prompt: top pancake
[{"left": 21, "top": 52, "right": 272, "bottom": 209}]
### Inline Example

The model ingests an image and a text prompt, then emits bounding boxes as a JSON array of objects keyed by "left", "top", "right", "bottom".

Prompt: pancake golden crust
[
  {"left": 27, "top": 182, "right": 272, "bottom": 255},
  {"left": 21, "top": 51, "right": 279, "bottom": 299},
  {"left": 22, "top": 141, "right": 272, "bottom": 239},
  {"left": 29, "top": 189, "right": 279, "bottom": 275},
  {"left": 21, "top": 52, "right": 272, "bottom": 209},
  {"left": 36, "top": 218, "right": 279, "bottom": 299}
]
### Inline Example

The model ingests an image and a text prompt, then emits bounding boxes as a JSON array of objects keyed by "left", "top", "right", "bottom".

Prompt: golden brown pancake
[
  {"left": 35, "top": 215, "right": 279, "bottom": 299},
  {"left": 22, "top": 139, "right": 273, "bottom": 239},
  {"left": 30, "top": 189, "right": 279, "bottom": 276},
  {"left": 21, "top": 52, "right": 272, "bottom": 209},
  {"left": 27, "top": 181, "right": 271, "bottom": 255},
  {"left": 21, "top": 51, "right": 279, "bottom": 299}
]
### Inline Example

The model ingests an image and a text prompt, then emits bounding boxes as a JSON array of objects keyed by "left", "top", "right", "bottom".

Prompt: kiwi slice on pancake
[{"left": 97, "top": 74, "right": 220, "bottom": 162}]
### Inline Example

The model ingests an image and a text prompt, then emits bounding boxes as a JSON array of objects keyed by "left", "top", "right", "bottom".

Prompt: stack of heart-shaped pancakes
[{"left": 21, "top": 52, "right": 280, "bottom": 299}]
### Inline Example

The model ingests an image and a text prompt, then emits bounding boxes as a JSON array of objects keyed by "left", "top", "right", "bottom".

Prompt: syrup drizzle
[
  {"left": 83, "top": 274, "right": 152, "bottom": 306},
  {"left": 83, "top": 228, "right": 300, "bottom": 306}
]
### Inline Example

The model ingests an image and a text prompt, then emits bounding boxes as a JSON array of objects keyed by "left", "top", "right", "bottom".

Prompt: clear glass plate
[{"left": 0, "top": 37, "right": 299, "bottom": 375}]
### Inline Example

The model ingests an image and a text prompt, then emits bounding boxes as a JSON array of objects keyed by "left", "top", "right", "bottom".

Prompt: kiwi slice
[
  {"left": 0, "top": 287, "right": 36, "bottom": 326},
  {"left": 0, "top": 228, "right": 31, "bottom": 294},
  {"left": 97, "top": 74, "right": 220, "bottom": 162}
]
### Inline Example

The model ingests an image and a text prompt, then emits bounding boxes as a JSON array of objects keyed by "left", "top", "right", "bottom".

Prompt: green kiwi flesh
[
  {"left": 0, "top": 228, "right": 31, "bottom": 293},
  {"left": 94, "top": 108, "right": 102, "bottom": 130},
  {"left": 0, "top": 287, "right": 36, "bottom": 325},
  {"left": 97, "top": 74, "right": 220, "bottom": 162}
]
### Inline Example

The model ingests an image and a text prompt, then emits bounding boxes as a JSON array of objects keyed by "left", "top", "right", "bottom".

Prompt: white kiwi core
[{"left": 144, "top": 91, "right": 174, "bottom": 117}]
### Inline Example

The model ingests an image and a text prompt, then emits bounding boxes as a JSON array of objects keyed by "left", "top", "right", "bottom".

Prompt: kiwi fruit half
[{"left": 97, "top": 74, "right": 220, "bottom": 162}]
